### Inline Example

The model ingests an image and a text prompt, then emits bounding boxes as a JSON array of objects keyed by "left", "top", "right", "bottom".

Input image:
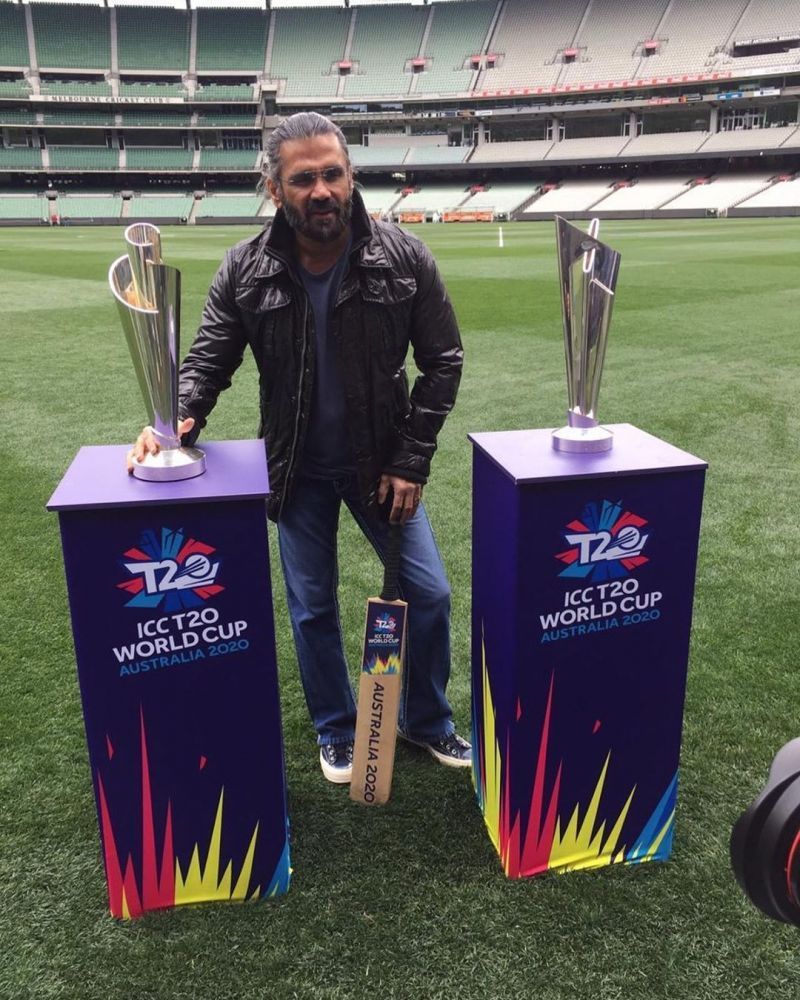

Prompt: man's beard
[{"left": 282, "top": 193, "right": 352, "bottom": 244}]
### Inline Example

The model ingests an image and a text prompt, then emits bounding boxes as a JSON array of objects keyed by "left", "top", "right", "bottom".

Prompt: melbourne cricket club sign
[
  {"left": 538, "top": 499, "right": 662, "bottom": 644},
  {"left": 114, "top": 526, "right": 250, "bottom": 678}
]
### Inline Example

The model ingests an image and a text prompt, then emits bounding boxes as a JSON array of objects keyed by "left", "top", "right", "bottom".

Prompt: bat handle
[{"left": 381, "top": 522, "right": 402, "bottom": 602}]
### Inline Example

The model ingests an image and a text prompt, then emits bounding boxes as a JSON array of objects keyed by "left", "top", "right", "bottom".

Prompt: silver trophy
[
  {"left": 552, "top": 216, "right": 621, "bottom": 454},
  {"left": 109, "top": 223, "right": 205, "bottom": 481}
]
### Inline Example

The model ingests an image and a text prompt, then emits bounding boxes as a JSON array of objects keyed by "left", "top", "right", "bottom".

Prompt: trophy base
[
  {"left": 551, "top": 425, "right": 614, "bottom": 454},
  {"left": 131, "top": 446, "right": 206, "bottom": 482}
]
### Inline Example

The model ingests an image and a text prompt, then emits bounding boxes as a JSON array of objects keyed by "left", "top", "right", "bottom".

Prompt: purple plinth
[
  {"left": 468, "top": 423, "right": 706, "bottom": 484},
  {"left": 47, "top": 439, "right": 269, "bottom": 511}
]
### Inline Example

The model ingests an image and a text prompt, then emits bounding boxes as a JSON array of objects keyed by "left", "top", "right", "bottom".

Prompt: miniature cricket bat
[{"left": 350, "top": 523, "right": 406, "bottom": 805}]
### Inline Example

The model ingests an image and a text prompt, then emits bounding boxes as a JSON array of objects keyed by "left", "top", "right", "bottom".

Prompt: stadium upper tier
[{"left": 0, "top": 0, "right": 796, "bottom": 95}]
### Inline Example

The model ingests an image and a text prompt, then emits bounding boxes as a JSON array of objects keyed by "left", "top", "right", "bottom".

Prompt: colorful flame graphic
[
  {"left": 116, "top": 527, "right": 225, "bottom": 611},
  {"left": 96, "top": 709, "right": 290, "bottom": 918},
  {"left": 363, "top": 653, "right": 401, "bottom": 676},
  {"left": 473, "top": 636, "right": 676, "bottom": 878},
  {"left": 556, "top": 499, "right": 649, "bottom": 581}
]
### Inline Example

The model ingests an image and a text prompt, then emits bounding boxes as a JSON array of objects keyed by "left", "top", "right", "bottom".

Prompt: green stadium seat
[
  {"left": 117, "top": 7, "right": 190, "bottom": 72},
  {"left": 32, "top": 4, "right": 110, "bottom": 70},
  {"left": 0, "top": 79, "right": 31, "bottom": 98},
  {"left": 345, "top": 6, "right": 428, "bottom": 98},
  {"left": 199, "top": 148, "right": 259, "bottom": 171},
  {"left": 196, "top": 10, "right": 268, "bottom": 72},
  {"left": 193, "top": 84, "right": 255, "bottom": 103},
  {"left": 125, "top": 147, "right": 194, "bottom": 171},
  {"left": 195, "top": 194, "right": 263, "bottom": 218},
  {"left": 0, "top": 109, "right": 38, "bottom": 126},
  {"left": 118, "top": 81, "right": 187, "bottom": 99},
  {"left": 416, "top": 1, "right": 495, "bottom": 94},
  {"left": 127, "top": 194, "right": 193, "bottom": 218},
  {"left": 48, "top": 146, "right": 119, "bottom": 170},
  {"left": 0, "top": 147, "right": 43, "bottom": 169},
  {"left": 270, "top": 8, "right": 350, "bottom": 99},
  {"left": 59, "top": 194, "right": 122, "bottom": 219},
  {"left": 40, "top": 80, "right": 113, "bottom": 97},
  {"left": 0, "top": 195, "right": 48, "bottom": 219},
  {"left": 0, "top": 4, "right": 30, "bottom": 68}
]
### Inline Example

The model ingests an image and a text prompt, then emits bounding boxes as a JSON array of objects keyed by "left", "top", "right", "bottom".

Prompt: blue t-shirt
[{"left": 298, "top": 247, "right": 355, "bottom": 478}]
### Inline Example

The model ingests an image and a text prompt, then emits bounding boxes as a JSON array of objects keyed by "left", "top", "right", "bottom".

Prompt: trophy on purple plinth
[
  {"left": 552, "top": 216, "right": 622, "bottom": 454},
  {"left": 109, "top": 223, "right": 205, "bottom": 481}
]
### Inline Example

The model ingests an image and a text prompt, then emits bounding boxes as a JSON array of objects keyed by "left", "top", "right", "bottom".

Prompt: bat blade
[{"left": 350, "top": 595, "right": 406, "bottom": 805}]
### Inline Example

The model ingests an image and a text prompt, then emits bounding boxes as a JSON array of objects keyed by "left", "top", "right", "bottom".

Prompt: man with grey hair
[{"left": 132, "top": 111, "right": 470, "bottom": 783}]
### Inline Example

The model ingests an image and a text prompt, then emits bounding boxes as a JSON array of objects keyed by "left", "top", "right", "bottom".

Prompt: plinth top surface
[
  {"left": 47, "top": 439, "right": 269, "bottom": 511},
  {"left": 468, "top": 423, "right": 707, "bottom": 484}
]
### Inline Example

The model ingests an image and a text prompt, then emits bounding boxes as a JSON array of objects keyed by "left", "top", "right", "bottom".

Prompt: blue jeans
[{"left": 276, "top": 471, "right": 455, "bottom": 746}]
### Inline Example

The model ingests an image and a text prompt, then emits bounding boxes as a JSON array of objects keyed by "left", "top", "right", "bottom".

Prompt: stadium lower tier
[{"left": 1, "top": 173, "right": 799, "bottom": 225}]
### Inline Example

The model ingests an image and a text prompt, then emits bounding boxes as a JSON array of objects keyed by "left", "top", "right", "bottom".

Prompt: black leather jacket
[{"left": 178, "top": 188, "right": 463, "bottom": 520}]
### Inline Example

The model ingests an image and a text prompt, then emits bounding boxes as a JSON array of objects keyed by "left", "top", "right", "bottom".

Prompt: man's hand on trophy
[{"left": 127, "top": 417, "right": 195, "bottom": 473}]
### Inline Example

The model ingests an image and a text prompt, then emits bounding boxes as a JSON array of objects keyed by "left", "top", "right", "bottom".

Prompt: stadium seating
[
  {"left": 196, "top": 114, "right": 259, "bottom": 128},
  {"left": 193, "top": 84, "right": 255, "bottom": 102},
  {"left": 0, "top": 79, "right": 31, "bottom": 97},
  {"left": 42, "top": 111, "right": 116, "bottom": 127},
  {"left": 270, "top": 8, "right": 350, "bottom": 98},
  {"left": 196, "top": 9, "right": 268, "bottom": 72},
  {"left": 560, "top": 0, "right": 666, "bottom": 86},
  {"left": 58, "top": 194, "right": 122, "bottom": 219},
  {"left": 120, "top": 113, "right": 192, "bottom": 128},
  {"left": 416, "top": 1, "right": 496, "bottom": 95},
  {"left": 547, "top": 136, "right": 630, "bottom": 160},
  {"left": 461, "top": 182, "right": 542, "bottom": 214},
  {"left": 480, "top": 0, "right": 586, "bottom": 90},
  {"left": 738, "top": 176, "right": 800, "bottom": 209},
  {"left": 48, "top": 146, "right": 118, "bottom": 170},
  {"left": 356, "top": 185, "right": 402, "bottom": 215},
  {"left": 127, "top": 194, "right": 194, "bottom": 219},
  {"left": 396, "top": 185, "right": 469, "bottom": 213},
  {"left": 0, "top": 4, "right": 30, "bottom": 68},
  {"left": 698, "top": 126, "right": 800, "bottom": 154},
  {"left": 403, "top": 145, "right": 469, "bottom": 165},
  {"left": 348, "top": 145, "right": 407, "bottom": 168},
  {"left": 198, "top": 148, "right": 259, "bottom": 171},
  {"left": 195, "top": 194, "right": 263, "bottom": 217},
  {"left": 0, "top": 109, "right": 38, "bottom": 126},
  {"left": 470, "top": 140, "right": 555, "bottom": 164},
  {"left": 0, "top": 194, "right": 48, "bottom": 219},
  {"left": 345, "top": 5, "right": 428, "bottom": 97},
  {"left": 531, "top": 180, "right": 622, "bottom": 212},
  {"left": 595, "top": 178, "right": 695, "bottom": 210},
  {"left": 118, "top": 81, "right": 186, "bottom": 99},
  {"left": 664, "top": 173, "right": 774, "bottom": 210},
  {"left": 116, "top": 7, "right": 190, "bottom": 72},
  {"left": 621, "top": 131, "right": 710, "bottom": 157},
  {"left": 0, "top": 147, "right": 42, "bottom": 170},
  {"left": 722, "top": 0, "right": 800, "bottom": 73},
  {"left": 40, "top": 80, "right": 113, "bottom": 97},
  {"left": 125, "top": 147, "right": 194, "bottom": 171},
  {"left": 31, "top": 4, "right": 110, "bottom": 70}
]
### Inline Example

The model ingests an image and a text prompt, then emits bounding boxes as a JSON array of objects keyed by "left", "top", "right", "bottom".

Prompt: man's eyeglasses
[{"left": 284, "top": 166, "right": 347, "bottom": 190}]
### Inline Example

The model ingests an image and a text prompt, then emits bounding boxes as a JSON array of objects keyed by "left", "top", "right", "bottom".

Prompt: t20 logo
[
  {"left": 556, "top": 500, "right": 649, "bottom": 581},
  {"left": 117, "top": 527, "right": 224, "bottom": 611},
  {"left": 374, "top": 613, "right": 397, "bottom": 632}
]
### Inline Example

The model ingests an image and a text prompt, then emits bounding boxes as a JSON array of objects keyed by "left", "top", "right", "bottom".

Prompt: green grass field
[{"left": 2, "top": 218, "right": 800, "bottom": 999}]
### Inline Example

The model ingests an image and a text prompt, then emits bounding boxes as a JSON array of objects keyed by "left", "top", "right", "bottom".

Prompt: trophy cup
[
  {"left": 552, "top": 216, "right": 621, "bottom": 454},
  {"left": 109, "top": 223, "right": 205, "bottom": 481}
]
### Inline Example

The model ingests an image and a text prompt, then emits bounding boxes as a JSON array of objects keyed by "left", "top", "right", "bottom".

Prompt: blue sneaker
[
  {"left": 319, "top": 742, "right": 353, "bottom": 784},
  {"left": 400, "top": 731, "right": 472, "bottom": 768}
]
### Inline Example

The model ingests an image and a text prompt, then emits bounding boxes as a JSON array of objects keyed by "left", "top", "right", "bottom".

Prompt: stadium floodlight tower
[{"left": 552, "top": 216, "right": 621, "bottom": 454}]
